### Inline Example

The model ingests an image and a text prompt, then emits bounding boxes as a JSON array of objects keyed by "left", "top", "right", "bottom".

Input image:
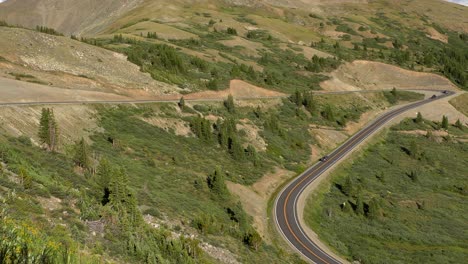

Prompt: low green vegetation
[{"left": 305, "top": 120, "right": 468, "bottom": 263}]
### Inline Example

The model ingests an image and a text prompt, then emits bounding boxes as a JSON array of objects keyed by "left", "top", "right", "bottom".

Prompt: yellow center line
[{"left": 281, "top": 109, "right": 392, "bottom": 263}]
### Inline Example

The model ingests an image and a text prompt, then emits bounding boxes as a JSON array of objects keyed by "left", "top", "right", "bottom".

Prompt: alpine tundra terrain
[{"left": 0, "top": 0, "right": 467, "bottom": 263}]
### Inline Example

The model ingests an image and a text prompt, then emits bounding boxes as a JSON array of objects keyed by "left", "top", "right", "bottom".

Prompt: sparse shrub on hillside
[
  {"left": 35, "top": 25, "right": 63, "bottom": 36},
  {"left": 146, "top": 31, "right": 158, "bottom": 39},
  {"left": 226, "top": 27, "right": 237, "bottom": 35},
  {"left": 73, "top": 137, "right": 91, "bottom": 170},
  {"left": 441, "top": 115, "right": 449, "bottom": 130}
]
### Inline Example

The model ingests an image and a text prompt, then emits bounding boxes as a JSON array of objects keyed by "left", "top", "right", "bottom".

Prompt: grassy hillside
[
  {"left": 0, "top": 89, "right": 423, "bottom": 263},
  {"left": 305, "top": 119, "right": 468, "bottom": 263},
  {"left": 1, "top": 0, "right": 466, "bottom": 95}
]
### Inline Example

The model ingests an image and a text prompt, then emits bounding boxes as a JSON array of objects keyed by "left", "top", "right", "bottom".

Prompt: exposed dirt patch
[
  {"left": 394, "top": 92, "right": 468, "bottom": 125},
  {"left": 321, "top": 60, "right": 458, "bottom": 91},
  {"left": 0, "top": 27, "right": 177, "bottom": 97},
  {"left": 252, "top": 168, "right": 295, "bottom": 199},
  {"left": 200, "top": 242, "right": 240, "bottom": 264},
  {"left": 140, "top": 116, "right": 192, "bottom": 137},
  {"left": 0, "top": 0, "right": 143, "bottom": 35},
  {"left": 236, "top": 119, "right": 266, "bottom": 151},
  {"left": 37, "top": 196, "right": 62, "bottom": 211},
  {"left": 449, "top": 93, "right": 468, "bottom": 118},
  {"left": 0, "top": 104, "right": 101, "bottom": 145},
  {"left": 279, "top": 43, "right": 331, "bottom": 59},
  {"left": 185, "top": 79, "right": 286, "bottom": 100},
  {"left": 310, "top": 127, "right": 348, "bottom": 152},
  {"left": 227, "top": 181, "right": 268, "bottom": 242},
  {"left": 227, "top": 167, "right": 294, "bottom": 244},
  {"left": 426, "top": 27, "right": 448, "bottom": 43},
  {"left": 219, "top": 37, "right": 264, "bottom": 58},
  {"left": 397, "top": 130, "right": 449, "bottom": 137}
]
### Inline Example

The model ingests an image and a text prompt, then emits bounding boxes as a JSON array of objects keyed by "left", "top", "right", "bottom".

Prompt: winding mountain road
[{"left": 274, "top": 90, "right": 455, "bottom": 264}]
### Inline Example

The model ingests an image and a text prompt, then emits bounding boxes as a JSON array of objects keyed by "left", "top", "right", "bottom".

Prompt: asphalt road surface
[{"left": 274, "top": 90, "right": 455, "bottom": 264}]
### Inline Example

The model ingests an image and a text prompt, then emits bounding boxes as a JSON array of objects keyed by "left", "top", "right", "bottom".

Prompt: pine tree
[
  {"left": 206, "top": 167, "right": 228, "bottom": 198},
  {"left": 342, "top": 176, "right": 355, "bottom": 197},
  {"left": 38, "top": 108, "right": 50, "bottom": 146},
  {"left": 455, "top": 119, "right": 463, "bottom": 129},
  {"left": 390, "top": 87, "right": 397, "bottom": 97},
  {"left": 178, "top": 97, "right": 185, "bottom": 109},
  {"left": 322, "top": 104, "right": 335, "bottom": 122},
  {"left": 230, "top": 138, "right": 245, "bottom": 160},
  {"left": 409, "top": 140, "right": 421, "bottom": 159},
  {"left": 74, "top": 137, "right": 91, "bottom": 169},
  {"left": 367, "top": 198, "right": 381, "bottom": 219},
  {"left": 246, "top": 145, "right": 259, "bottom": 166},
  {"left": 303, "top": 92, "right": 316, "bottom": 113},
  {"left": 224, "top": 95, "right": 236, "bottom": 113},
  {"left": 243, "top": 229, "right": 262, "bottom": 251},
  {"left": 441, "top": 115, "right": 449, "bottom": 130},
  {"left": 415, "top": 112, "right": 423, "bottom": 123},
  {"left": 97, "top": 158, "right": 112, "bottom": 188},
  {"left": 38, "top": 108, "right": 59, "bottom": 151},
  {"left": 47, "top": 109, "right": 59, "bottom": 152},
  {"left": 292, "top": 90, "right": 303, "bottom": 106},
  {"left": 355, "top": 195, "right": 365, "bottom": 216}
]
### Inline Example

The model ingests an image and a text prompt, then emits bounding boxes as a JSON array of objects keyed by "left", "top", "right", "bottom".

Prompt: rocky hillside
[{"left": 0, "top": 0, "right": 142, "bottom": 35}]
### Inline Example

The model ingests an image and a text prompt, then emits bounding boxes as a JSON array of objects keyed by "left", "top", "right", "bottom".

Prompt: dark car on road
[
  {"left": 431, "top": 94, "right": 437, "bottom": 99},
  {"left": 319, "top": 156, "right": 329, "bottom": 162}
]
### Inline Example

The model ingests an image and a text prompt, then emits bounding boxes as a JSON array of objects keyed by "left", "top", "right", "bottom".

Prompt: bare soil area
[
  {"left": 321, "top": 60, "right": 458, "bottom": 91},
  {"left": 185, "top": 79, "right": 285, "bottom": 100},
  {"left": 140, "top": 116, "right": 192, "bottom": 137},
  {"left": 227, "top": 168, "right": 295, "bottom": 244},
  {"left": 449, "top": 93, "right": 468, "bottom": 118},
  {"left": 0, "top": 104, "right": 100, "bottom": 146},
  {"left": 0, "top": 27, "right": 178, "bottom": 96}
]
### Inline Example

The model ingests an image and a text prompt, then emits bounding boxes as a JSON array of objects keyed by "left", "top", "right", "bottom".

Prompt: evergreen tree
[
  {"left": 246, "top": 145, "right": 259, "bottom": 166},
  {"left": 224, "top": 95, "right": 236, "bottom": 113},
  {"left": 455, "top": 119, "right": 463, "bottom": 129},
  {"left": 390, "top": 87, "right": 397, "bottom": 97},
  {"left": 38, "top": 108, "right": 50, "bottom": 146},
  {"left": 441, "top": 115, "right": 449, "bottom": 130},
  {"left": 291, "top": 90, "right": 303, "bottom": 106},
  {"left": 409, "top": 140, "right": 421, "bottom": 159},
  {"left": 341, "top": 176, "right": 356, "bottom": 197},
  {"left": 303, "top": 92, "right": 316, "bottom": 113},
  {"left": 355, "top": 195, "right": 365, "bottom": 216},
  {"left": 38, "top": 108, "right": 59, "bottom": 151},
  {"left": 73, "top": 137, "right": 91, "bottom": 169},
  {"left": 367, "top": 198, "right": 381, "bottom": 219},
  {"left": 243, "top": 229, "right": 262, "bottom": 251},
  {"left": 229, "top": 138, "right": 245, "bottom": 160},
  {"left": 206, "top": 167, "right": 228, "bottom": 198},
  {"left": 322, "top": 104, "right": 335, "bottom": 122},
  {"left": 415, "top": 112, "right": 423, "bottom": 123},
  {"left": 178, "top": 97, "right": 185, "bottom": 109},
  {"left": 226, "top": 27, "right": 237, "bottom": 35}
]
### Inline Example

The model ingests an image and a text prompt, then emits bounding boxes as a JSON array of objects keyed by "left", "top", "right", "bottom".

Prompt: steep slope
[
  {"left": 0, "top": 27, "right": 178, "bottom": 97},
  {"left": 0, "top": 0, "right": 142, "bottom": 35}
]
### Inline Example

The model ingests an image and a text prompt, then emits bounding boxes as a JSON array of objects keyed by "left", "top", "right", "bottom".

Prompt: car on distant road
[
  {"left": 319, "top": 156, "right": 329, "bottom": 162},
  {"left": 442, "top": 90, "right": 449, "bottom": 94},
  {"left": 431, "top": 95, "right": 437, "bottom": 99}
]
